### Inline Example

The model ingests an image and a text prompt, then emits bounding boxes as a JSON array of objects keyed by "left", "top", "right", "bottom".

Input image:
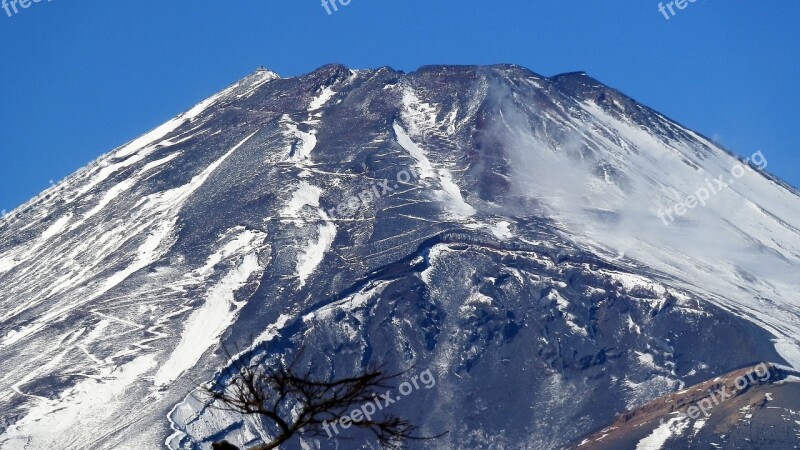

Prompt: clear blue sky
[{"left": 1, "top": 0, "right": 798, "bottom": 210}]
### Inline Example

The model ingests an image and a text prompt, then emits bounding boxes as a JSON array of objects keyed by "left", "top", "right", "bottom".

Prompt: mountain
[{"left": 1, "top": 63, "right": 799, "bottom": 450}]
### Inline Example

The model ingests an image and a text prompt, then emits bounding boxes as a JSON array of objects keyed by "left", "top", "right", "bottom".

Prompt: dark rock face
[{"left": 1, "top": 64, "right": 799, "bottom": 449}]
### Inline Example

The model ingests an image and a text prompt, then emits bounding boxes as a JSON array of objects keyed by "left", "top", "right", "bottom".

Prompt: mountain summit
[{"left": 1, "top": 64, "right": 799, "bottom": 449}]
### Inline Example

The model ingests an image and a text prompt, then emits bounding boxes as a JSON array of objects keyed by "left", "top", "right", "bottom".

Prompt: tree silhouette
[{"left": 203, "top": 346, "right": 445, "bottom": 450}]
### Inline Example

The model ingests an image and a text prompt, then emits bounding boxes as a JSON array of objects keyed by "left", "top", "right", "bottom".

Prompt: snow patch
[
  {"left": 296, "top": 211, "right": 336, "bottom": 288},
  {"left": 636, "top": 415, "right": 690, "bottom": 450},
  {"left": 393, "top": 121, "right": 436, "bottom": 180},
  {"left": 490, "top": 221, "right": 513, "bottom": 240},
  {"left": 280, "top": 181, "right": 323, "bottom": 218},
  {"left": 393, "top": 122, "right": 475, "bottom": 217},
  {"left": 154, "top": 250, "right": 265, "bottom": 387}
]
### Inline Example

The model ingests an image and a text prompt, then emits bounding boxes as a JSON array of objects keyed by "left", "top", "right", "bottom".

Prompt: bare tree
[{"left": 202, "top": 346, "right": 445, "bottom": 450}]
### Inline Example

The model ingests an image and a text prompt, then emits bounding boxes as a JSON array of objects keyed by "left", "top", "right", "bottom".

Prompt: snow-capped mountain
[{"left": 1, "top": 64, "right": 799, "bottom": 449}]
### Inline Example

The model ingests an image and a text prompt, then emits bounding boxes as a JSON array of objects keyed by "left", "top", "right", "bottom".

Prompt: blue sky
[{"left": 0, "top": 0, "right": 798, "bottom": 210}]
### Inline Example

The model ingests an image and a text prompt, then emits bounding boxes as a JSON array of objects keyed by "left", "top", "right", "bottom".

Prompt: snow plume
[
  {"left": 483, "top": 76, "right": 611, "bottom": 221},
  {"left": 483, "top": 76, "right": 800, "bottom": 370},
  {"left": 490, "top": 87, "right": 656, "bottom": 264},
  {"left": 485, "top": 75, "right": 733, "bottom": 263}
]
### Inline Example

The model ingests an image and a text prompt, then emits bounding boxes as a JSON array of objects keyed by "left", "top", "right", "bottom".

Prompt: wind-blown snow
[{"left": 496, "top": 91, "right": 800, "bottom": 369}]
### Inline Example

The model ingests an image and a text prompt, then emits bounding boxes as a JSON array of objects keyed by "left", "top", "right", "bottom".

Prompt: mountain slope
[
  {"left": 1, "top": 64, "right": 799, "bottom": 449},
  {"left": 569, "top": 363, "right": 800, "bottom": 450}
]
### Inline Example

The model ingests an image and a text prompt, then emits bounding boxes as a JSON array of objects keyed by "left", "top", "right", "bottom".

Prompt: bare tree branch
[{"left": 202, "top": 343, "right": 446, "bottom": 450}]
